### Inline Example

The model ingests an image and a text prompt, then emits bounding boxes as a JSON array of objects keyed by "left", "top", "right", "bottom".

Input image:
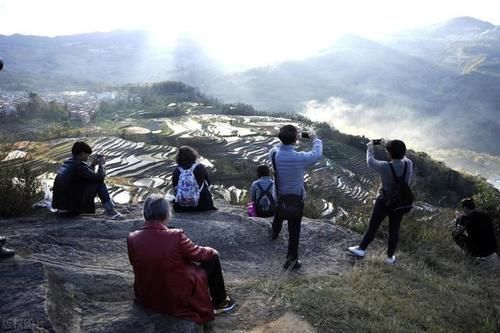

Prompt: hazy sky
[{"left": 1, "top": 0, "right": 499, "bottom": 67}]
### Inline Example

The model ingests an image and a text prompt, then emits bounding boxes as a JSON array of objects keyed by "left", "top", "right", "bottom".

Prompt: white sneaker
[
  {"left": 385, "top": 255, "right": 396, "bottom": 265},
  {"left": 348, "top": 246, "right": 365, "bottom": 257}
]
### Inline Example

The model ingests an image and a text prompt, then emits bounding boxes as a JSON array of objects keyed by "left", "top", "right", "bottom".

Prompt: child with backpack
[
  {"left": 348, "top": 139, "right": 413, "bottom": 264},
  {"left": 172, "top": 146, "right": 216, "bottom": 212},
  {"left": 248, "top": 165, "right": 276, "bottom": 217}
]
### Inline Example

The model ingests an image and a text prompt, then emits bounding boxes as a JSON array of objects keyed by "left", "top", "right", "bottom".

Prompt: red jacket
[{"left": 127, "top": 222, "right": 217, "bottom": 324}]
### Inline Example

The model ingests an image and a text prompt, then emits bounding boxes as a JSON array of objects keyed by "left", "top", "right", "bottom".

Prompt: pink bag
[{"left": 247, "top": 202, "right": 256, "bottom": 217}]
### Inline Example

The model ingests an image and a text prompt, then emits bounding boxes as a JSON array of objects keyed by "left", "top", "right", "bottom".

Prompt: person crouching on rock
[
  {"left": 52, "top": 141, "right": 123, "bottom": 219},
  {"left": 452, "top": 198, "right": 497, "bottom": 258},
  {"left": 172, "top": 146, "right": 216, "bottom": 212},
  {"left": 127, "top": 194, "right": 235, "bottom": 324}
]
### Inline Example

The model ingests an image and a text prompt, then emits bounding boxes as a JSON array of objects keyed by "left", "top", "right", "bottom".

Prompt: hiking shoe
[
  {"left": 385, "top": 255, "right": 396, "bottom": 265},
  {"left": 0, "top": 236, "right": 6, "bottom": 246},
  {"left": 214, "top": 296, "right": 236, "bottom": 315},
  {"left": 0, "top": 247, "right": 15, "bottom": 259},
  {"left": 105, "top": 210, "right": 124, "bottom": 220},
  {"left": 283, "top": 257, "right": 302, "bottom": 270},
  {"left": 348, "top": 246, "right": 365, "bottom": 257}
]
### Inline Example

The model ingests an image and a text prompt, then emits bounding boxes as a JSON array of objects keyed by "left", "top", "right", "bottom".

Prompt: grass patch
[
  {"left": 234, "top": 250, "right": 499, "bottom": 333},
  {"left": 281, "top": 254, "right": 499, "bottom": 333}
]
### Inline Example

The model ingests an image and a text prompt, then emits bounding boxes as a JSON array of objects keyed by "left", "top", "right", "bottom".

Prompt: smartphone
[
  {"left": 372, "top": 139, "right": 382, "bottom": 145},
  {"left": 301, "top": 131, "right": 310, "bottom": 139}
]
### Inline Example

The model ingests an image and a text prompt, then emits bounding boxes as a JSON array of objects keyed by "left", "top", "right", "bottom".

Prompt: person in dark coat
[
  {"left": 172, "top": 146, "right": 216, "bottom": 212},
  {"left": 52, "top": 141, "right": 122, "bottom": 219},
  {"left": 127, "top": 194, "right": 235, "bottom": 324},
  {"left": 452, "top": 198, "right": 497, "bottom": 258}
]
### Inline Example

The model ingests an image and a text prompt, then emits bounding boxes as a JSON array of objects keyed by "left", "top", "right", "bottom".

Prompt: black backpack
[
  {"left": 255, "top": 183, "right": 276, "bottom": 217},
  {"left": 385, "top": 162, "right": 414, "bottom": 214}
]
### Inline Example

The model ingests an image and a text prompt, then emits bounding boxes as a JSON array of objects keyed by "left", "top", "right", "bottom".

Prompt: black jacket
[
  {"left": 454, "top": 210, "right": 497, "bottom": 257},
  {"left": 52, "top": 157, "right": 106, "bottom": 214}
]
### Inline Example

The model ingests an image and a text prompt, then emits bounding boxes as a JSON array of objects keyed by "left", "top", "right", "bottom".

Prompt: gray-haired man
[{"left": 127, "top": 194, "right": 235, "bottom": 323}]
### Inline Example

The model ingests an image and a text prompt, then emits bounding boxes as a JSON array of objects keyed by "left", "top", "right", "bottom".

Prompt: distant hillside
[
  {"left": 201, "top": 30, "right": 500, "bottom": 156},
  {"left": 1, "top": 18, "right": 499, "bottom": 157},
  {"left": 0, "top": 31, "right": 222, "bottom": 90},
  {"left": 386, "top": 17, "right": 500, "bottom": 75}
]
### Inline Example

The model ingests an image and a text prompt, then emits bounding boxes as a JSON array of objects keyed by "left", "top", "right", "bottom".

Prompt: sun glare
[{"left": 1, "top": 0, "right": 500, "bottom": 68}]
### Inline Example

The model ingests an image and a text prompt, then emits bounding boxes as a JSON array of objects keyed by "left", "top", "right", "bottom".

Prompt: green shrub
[{"left": 0, "top": 149, "right": 42, "bottom": 217}]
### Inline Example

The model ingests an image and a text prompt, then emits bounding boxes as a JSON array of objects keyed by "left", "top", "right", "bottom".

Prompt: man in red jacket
[{"left": 127, "top": 194, "right": 235, "bottom": 324}]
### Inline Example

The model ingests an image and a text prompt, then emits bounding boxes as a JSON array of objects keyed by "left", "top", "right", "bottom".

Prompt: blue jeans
[
  {"left": 96, "top": 182, "right": 111, "bottom": 204},
  {"left": 359, "top": 198, "right": 403, "bottom": 257}
]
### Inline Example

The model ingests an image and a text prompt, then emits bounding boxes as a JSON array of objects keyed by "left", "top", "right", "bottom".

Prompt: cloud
[{"left": 301, "top": 97, "right": 445, "bottom": 152}]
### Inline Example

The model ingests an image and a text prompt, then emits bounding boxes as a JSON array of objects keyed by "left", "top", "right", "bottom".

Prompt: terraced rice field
[{"left": 6, "top": 115, "right": 382, "bottom": 219}]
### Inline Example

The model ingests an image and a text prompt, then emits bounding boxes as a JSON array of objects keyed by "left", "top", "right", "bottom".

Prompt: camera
[
  {"left": 301, "top": 131, "right": 310, "bottom": 139},
  {"left": 372, "top": 139, "right": 383, "bottom": 145},
  {"left": 94, "top": 154, "right": 104, "bottom": 163}
]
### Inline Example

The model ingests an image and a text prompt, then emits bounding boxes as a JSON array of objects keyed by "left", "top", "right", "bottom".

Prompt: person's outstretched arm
[
  {"left": 298, "top": 131, "right": 323, "bottom": 165},
  {"left": 366, "top": 142, "right": 386, "bottom": 172}
]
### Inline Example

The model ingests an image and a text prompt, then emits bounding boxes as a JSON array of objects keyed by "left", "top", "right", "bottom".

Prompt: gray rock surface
[{"left": 0, "top": 200, "right": 360, "bottom": 332}]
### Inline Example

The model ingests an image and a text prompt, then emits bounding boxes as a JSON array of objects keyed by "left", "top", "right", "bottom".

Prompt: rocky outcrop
[{"left": 0, "top": 201, "right": 360, "bottom": 332}]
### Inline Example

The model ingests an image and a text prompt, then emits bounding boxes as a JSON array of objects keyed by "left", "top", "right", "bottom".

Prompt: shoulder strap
[
  {"left": 257, "top": 182, "right": 273, "bottom": 194},
  {"left": 388, "top": 162, "right": 398, "bottom": 182},
  {"left": 271, "top": 151, "right": 279, "bottom": 197},
  {"left": 389, "top": 161, "right": 408, "bottom": 183}
]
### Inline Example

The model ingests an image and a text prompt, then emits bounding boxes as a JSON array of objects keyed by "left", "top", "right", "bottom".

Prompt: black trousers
[
  {"left": 272, "top": 195, "right": 304, "bottom": 260},
  {"left": 359, "top": 198, "right": 403, "bottom": 257},
  {"left": 452, "top": 233, "right": 496, "bottom": 257},
  {"left": 200, "top": 255, "right": 227, "bottom": 306}
]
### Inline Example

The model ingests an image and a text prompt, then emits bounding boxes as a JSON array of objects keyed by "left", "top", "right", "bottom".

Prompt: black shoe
[
  {"left": 283, "top": 257, "right": 301, "bottom": 270},
  {"left": 0, "top": 247, "right": 15, "bottom": 259},
  {"left": 0, "top": 236, "right": 6, "bottom": 246},
  {"left": 214, "top": 296, "right": 236, "bottom": 315}
]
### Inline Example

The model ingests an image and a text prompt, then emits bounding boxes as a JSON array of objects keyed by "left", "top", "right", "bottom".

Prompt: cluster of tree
[
  {"left": 127, "top": 81, "right": 210, "bottom": 103},
  {"left": 14, "top": 92, "right": 68, "bottom": 121}
]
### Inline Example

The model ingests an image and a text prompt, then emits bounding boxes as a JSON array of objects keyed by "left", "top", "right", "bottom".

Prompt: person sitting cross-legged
[
  {"left": 127, "top": 194, "right": 235, "bottom": 324},
  {"left": 52, "top": 141, "right": 122, "bottom": 219}
]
